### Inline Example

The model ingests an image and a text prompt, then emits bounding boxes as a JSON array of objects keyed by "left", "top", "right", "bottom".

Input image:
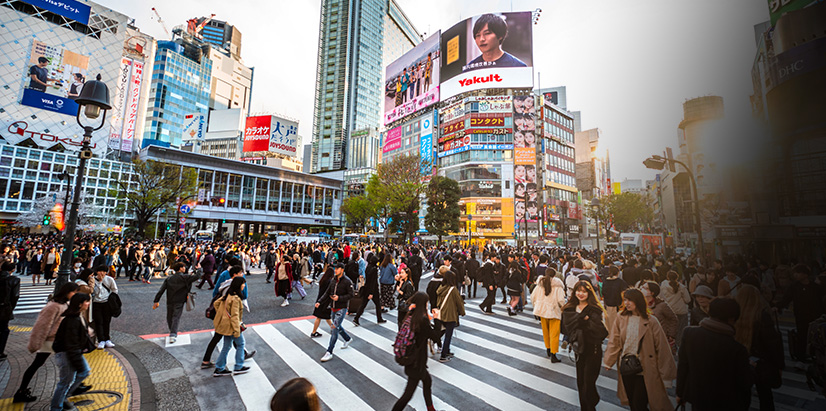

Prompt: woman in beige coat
[
  {"left": 603, "top": 288, "right": 677, "bottom": 411},
  {"left": 212, "top": 276, "right": 249, "bottom": 377},
  {"left": 530, "top": 268, "right": 566, "bottom": 362}
]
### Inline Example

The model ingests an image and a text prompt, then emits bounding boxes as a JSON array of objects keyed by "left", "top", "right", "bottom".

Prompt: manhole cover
[{"left": 38, "top": 390, "right": 126, "bottom": 410}]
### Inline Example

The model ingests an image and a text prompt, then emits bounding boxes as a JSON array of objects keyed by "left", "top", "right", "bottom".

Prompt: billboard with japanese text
[
  {"left": 243, "top": 115, "right": 299, "bottom": 156},
  {"left": 384, "top": 32, "right": 441, "bottom": 125},
  {"left": 440, "top": 12, "right": 533, "bottom": 99},
  {"left": 513, "top": 94, "right": 537, "bottom": 223},
  {"left": 383, "top": 126, "right": 402, "bottom": 153},
  {"left": 121, "top": 60, "right": 143, "bottom": 153}
]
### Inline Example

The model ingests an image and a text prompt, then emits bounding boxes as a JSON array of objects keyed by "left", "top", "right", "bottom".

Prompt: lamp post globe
[{"left": 54, "top": 74, "right": 111, "bottom": 293}]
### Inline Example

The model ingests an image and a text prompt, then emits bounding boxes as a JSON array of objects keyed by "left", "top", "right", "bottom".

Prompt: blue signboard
[
  {"left": 20, "top": 88, "right": 79, "bottom": 116},
  {"left": 20, "top": 0, "right": 91, "bottom": 25},
  {"left": 419, "top": 114, "right": 434, "bottom": 175},
  {"left": 470, "top": 144, "right": 513, "bottom": 150},
  {"left": 437, "top": 144, "right": 470, "bottom": 159}
]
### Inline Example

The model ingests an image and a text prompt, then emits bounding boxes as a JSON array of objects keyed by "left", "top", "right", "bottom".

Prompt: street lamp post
[
  {"left": 643, "top": 154, "right": 705, "bottom": 261},
  {"left": 54, "top": 74, "right": 111, "bottom": 293}
]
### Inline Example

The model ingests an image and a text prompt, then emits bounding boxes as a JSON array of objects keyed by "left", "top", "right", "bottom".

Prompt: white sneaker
[
  {"left": 320, "top": 352, "right": 333, "bottom": 362},
  {"left": 104, "top": 340, "right": 115, "bottom": 348},
  {"left": 97, "top": 341, "right": 106, "bottom": 349},
  {"left": 281, "top": 299, "right": 290, "bottom": 307},
  {"left": 342, "top": 337, "right": 352, "bottom": 349}
]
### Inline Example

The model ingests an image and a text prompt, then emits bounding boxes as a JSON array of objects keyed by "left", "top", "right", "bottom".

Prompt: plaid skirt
[{"left": 380, "top": 284, "right": 396, "bottom": 310}]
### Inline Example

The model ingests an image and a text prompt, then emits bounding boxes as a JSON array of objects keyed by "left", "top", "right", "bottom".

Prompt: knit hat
[{"left": 692, "top": 285, "right": 714, "bottom": 298}]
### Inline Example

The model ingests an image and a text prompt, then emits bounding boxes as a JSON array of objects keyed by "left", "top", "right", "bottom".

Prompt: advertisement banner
[
  {"left": 470, "top": 143, "right": 513, "bottom": 150},
  {"left": 183, "top": 113, "right": 205, "bottom": 141},
  {"left": 440, "top": 12, "right": 534, "bottom": 99},
  {"left": 469, "top": 96, "right": 514, "bottom": 113},
  {"left": 514, "top": 147, "right": 535, "bottom": 165},
  {"left": 513, "top": 92, "right": 537, "bottom": 223},
  {"left": 420, "top": 114, "right": 434, "bottom": 175},
  {"left": 268, "top": 116, "right": 299, "bottom": 157},
  {"left": 20, "top": 0, "right": 91, "bottom": 25},
  {"left": 108, "top": 58, "right": 132, "bottom": 151},
  {"left": 20, "top": 40, "right": 90, "bottom": 116},
  {"left": 767, "top": 0, "right": 814, "bottom": 25},
  {"left": 383, "top": 126, "right": 402, "bottom": 153},
  {"left": 384, "top": 32, "right": 441, "bottom": 125},
  {"left": 243, "top": 115, "right": 272, "bottom": 152},
  {"left": 438, "top": 144, "right": 470, "bottom": 158},
  {"left": 121, "top": 60, "right": 143, "bottom": 153},
  {"left": 441, "top": 100, "right": 466, "bottom": 123},
  {"left": 442, "top": 121, "right": 465, "bottom": 135},
  {"left": 441, "top": 135, "right": 471, "bottom": 152},
  {"left": 469, "top": 116, "right": 505, "bottom": 127}
]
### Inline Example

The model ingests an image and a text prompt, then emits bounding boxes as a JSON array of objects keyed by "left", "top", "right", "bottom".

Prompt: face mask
[{"left": 74, "top": 263, "right": 82, "bottom": 268}]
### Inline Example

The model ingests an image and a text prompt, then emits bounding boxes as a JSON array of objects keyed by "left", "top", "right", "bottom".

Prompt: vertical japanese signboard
[
  {"left": 121, "top": 60, "right": 143, "bottom": 153},
  {"left": 108, "top": 57, "right": 132, "bottom": 150}
]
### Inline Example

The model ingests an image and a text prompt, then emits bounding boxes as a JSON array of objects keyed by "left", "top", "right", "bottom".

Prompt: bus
[{"left": 195, "top": 230, "right": 214, "bottom": 242}]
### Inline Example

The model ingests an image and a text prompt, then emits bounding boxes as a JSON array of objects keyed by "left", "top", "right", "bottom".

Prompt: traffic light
[
  {"left": 43, "top": 214, "right": 51, "bottom": 225},
  {"left": 166, "top": 223, "right": 172, "bottom": 231},
  {"left": 219, "top": 197, "right": 225, "bottom": 204},
  {"left": 222, "top": 219, "right": 226, "bottom": 224}
]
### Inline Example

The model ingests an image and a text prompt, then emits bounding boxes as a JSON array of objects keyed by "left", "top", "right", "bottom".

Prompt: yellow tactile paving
[
  {"left": 72, "top": 349, "right": 132, "bottom": 410},
  {"left": 9, "top": 326, "right": 33, "bottom": 332}
]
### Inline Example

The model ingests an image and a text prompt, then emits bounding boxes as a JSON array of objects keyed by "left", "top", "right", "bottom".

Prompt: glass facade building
[
  {"left": 311, "top": 0, "right": 419, "bottom": 173},
  {"left": 143, "top": 40, "right": 212, "bottom": 148}
]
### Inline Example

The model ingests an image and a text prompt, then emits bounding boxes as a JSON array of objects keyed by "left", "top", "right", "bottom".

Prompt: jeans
[
  {"left": 441, "top": 321, "right": 457, "bottom": 358},
  {"left": 143, "top": 266, "right": 152, "bottom": 281},
  {"left": 216, "top": 333, "right": 245, "bottom": 371},
  {"left": 167, "top": 302, "right": 185, "bottom": 337},
  {"left": 327, "top": 308, "right": 351, "bottom": 353},
  {"left": 51, "top": 352, "right": 89, "bottom": 411}
]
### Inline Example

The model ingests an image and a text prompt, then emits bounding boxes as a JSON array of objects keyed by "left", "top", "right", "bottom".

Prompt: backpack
[{"left": 393, "top": 314, "right": 416, "bottom": 366}]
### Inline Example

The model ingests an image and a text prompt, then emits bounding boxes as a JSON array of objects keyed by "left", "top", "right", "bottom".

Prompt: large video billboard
[
  {"left": 243, "top": 115, "right": 299, "bottom": 157},
  {"left": 440, "top": 12, "right": 533, "bottom": 99},
  {"left": 384, "top": 32, "right": 441, "bottom": 125},
  {"left": 20, "top": 40, "right": 90, "bottom": 116}
]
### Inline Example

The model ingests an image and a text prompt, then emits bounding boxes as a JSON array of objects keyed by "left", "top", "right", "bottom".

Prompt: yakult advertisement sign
[{"left": 440, "top": 12, "right": 534, "bottom": 99}]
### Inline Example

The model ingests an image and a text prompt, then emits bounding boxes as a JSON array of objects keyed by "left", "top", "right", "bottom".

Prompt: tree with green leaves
[
  {"left": 366, "top": 153, "right": 427, "bottom": 244},
  {"left": 113, "top": 160, "right": 198, "bottom": 238},
  {"left": 424, "top": 175, "right": 461, "bottom": 244},
  {"left": 340, "top": 195, "right": 375, "bottom": 233},
  {"left": 602, "top": 192, "right": 655, "bottom": 233}
]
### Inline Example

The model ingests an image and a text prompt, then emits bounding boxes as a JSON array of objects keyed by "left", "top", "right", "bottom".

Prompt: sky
[{"left": 100, "top": 0, "right": 771, "bottom": 180}]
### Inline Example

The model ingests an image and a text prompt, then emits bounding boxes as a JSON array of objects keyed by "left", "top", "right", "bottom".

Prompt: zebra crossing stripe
[
  {"left": 368, "top": 314, "right": 626, "bottom": 411},
  {"left": 218, "top": 354, "right": 276, "bottom": 410},
  {"left": 341, "top": 318, "right": 545, "bottom": 411},
  {"left": 253, "top": 324, "right": 375, "bottom": 411},
  {"left": 290, "top": 320, "right": 459, "bottom": 411}
]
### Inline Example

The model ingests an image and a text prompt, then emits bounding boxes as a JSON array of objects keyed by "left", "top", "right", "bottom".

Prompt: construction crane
[{"left": 151, "top": 7, "right": 170, "bottom": 37}]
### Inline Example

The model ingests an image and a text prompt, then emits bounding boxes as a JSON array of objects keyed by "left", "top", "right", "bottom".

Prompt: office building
[
  {"left": 194, "top": 17, "right": 242, "bottom": 60},
  {"left": 344, "top": 127, "right": 381, "bottom": 195},
  {"left": 310, "top": 0, "right": 419, "bottom": 173},
  {"left": 574, "top": 128, "right": 610, "bottom": 200},
  {"left": 539, "top": 99, "right": 578, "bottom": 246}
]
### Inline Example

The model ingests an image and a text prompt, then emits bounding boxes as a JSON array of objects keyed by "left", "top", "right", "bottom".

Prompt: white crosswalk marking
[
  {"left": 152, "top": 299, "right": 825, "bottom": 411},
  {"left": 13, "top": 283, "right": 53, "bottom": 315}
]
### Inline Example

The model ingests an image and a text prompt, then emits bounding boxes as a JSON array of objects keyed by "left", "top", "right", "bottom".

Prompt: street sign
[
  {"left": 467, "top": 214, "right": 472, "bottom": 220},
  {"left": 179, "top": 204, "right": 191, "bottom": 214},
  {"left": 179, "top": 217, "right": 186, "bottom": 224},
  {"left": 514, "top": 223, "right": 519, "bottom": 230},
  {"left": 197, "top": 188, "right": 206, "bottom": 202},
  {"left": 178, "top": 230, "right": 185, "bottom": 236}
]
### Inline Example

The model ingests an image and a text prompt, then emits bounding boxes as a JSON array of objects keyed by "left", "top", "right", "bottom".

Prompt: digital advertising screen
[
  {"left": 20, "top": 40, "right": 90, "bottom": 116},
  {"left": 384, "top": 32, "right": 441, "bottom": 125},
  {"left": 440, "top": 12, "right": 534, "bottom": 99}
]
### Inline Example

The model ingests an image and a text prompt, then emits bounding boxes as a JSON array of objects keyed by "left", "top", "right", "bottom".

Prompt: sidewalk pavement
[{"left": 0, "top": 322, "right": 200, "bottom": 410}]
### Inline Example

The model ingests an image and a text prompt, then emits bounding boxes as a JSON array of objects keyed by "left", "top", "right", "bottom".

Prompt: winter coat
[
  {"left": 530, "top": 276, "right": 565, "bottom": 320},
  {"left": 561, "top": 304, "right": 608, "bottom": 353},
  {"left": 28, "top": 301, "right": 68, "bottom": 353},
  {"left": 435, "top": 284, "right": 465, "bottom": 323},
  {"left": 154, "top": 272, "right": 199, "bottom": 305},
  {"left": 506, "top": 266, "right": 525, "bottom": 292},
  {"left": 200, "top": 254, "right": 216, "bottom": 274},
  {"left": 362, "top": 264, "right": 380, "bottom": 297},
  {"left": 52, "top": 313, "right": 93, "bottom": 371},
  {"left": 651, "top": 298, "right": 679, "bottom": 341},
  {"left": 426, "top": 277, "right": 443, "bottom": 310},
  {"left": 379, "top": 263, "right": 397, "bottom": 285},
  {"left": 405, "top": 313, "right": 438, "bottom": 372},
  {"left": 478, "top": 261, "right": 496, "bottom": 287},
  {"left": 213, "top": 294, "right": 243, "bottom": 338},
  {"left": 677, "top": 318, "right": 753, "bottom": 410},
  {"left": 602, "top": 278, "right": 629, "bottom": 308},
  {"left": 659, "top": 280, "right": 691, "bottom": 316},
  {"left": 604, "top": 314, "right": 677, "bottom": 411}
]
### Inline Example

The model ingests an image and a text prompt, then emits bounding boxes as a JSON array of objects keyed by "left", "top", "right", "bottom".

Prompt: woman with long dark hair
[
  {"left": 395, "top": 266, "right": 415, "bottom": 327},
  {"left": 270, "top": 377, "right": 321, "bottom": 411},
  {"left": 212, "top": 276, "right": 249, "bottom": 376},
  {"left": 51, "top": 293, "right": 94, "bottom": 411},
  {"left": 603, "top": 288, "right": 676, "bottom": 411},
  {"left": 530, "top": 267, "right": 565, "bottom": 362},
  {"left": 391, "top": 291, "right": 438, "bottom": 411},
  {"left": 14, "top": 283, "right": 79, "bottom": 403},
  {"left": 506, "top": 260, "right": 525, "bottom": 316},
  {"left": 309, "top": 267, "right": 334, "bottom": 338},
  {"left": 561, "top": 280, "right": 608, "bottom": 411}
]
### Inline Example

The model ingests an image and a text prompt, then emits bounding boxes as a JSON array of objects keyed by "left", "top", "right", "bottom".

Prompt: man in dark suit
[
  {"left": 465, "top": 251, "right": 480, "bottom": 298},
  {"left": 407, "top": 247, "right": 423, "bottom": 291},
  {"left": 117, "top": 244, "right": 130, "bottom": 279},
  {"left": 478, "top": 253, "right": 496, "bottom": 314}
]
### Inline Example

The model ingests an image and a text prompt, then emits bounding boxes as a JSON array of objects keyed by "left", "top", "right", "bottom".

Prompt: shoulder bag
[
  {"left": 619, "top": 335, "right": 644, "bottom": 376},
  {"left": 101, "top": 281, "right": 122, "bottom": 318},
  {"left": 432, "top": 286, "right": 455, "bottom": 320}
]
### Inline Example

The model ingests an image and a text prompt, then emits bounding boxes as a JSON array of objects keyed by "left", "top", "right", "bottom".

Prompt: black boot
[
  {"left": 546, "top": 348, "right": 552, "bottom": 358},
  {"left": 13, "top": 388, "right": 36, "bottom": 403},
  {"left": 551, "top": 353, "right": 561, "bottom": 363}
]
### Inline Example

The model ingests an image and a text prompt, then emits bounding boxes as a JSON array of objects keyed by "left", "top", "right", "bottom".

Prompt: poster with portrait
[
  {"left": 440, "top": 12, "right": 533, "bottom": 99},
  {"left": 384, "top": 32, "right": 441, "bottom": 125},
  {"left": 513, "top": 94, "right": 537, "bottom": 223},
  {"left": 20, "top": 40, "right": 90, "bottom": 116}
]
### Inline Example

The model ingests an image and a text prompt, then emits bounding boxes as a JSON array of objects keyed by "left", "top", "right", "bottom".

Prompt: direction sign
[{"left": 179, "top": 204, "right": 191, "bottom": 214}]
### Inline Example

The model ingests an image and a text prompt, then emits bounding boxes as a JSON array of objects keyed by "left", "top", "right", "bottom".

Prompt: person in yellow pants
[{"left": 530, "top": 268, "right": 566, "bottom": 362}]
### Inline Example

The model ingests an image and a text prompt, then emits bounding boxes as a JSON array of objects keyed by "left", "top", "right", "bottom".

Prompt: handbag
[
  {"left": 619, "top": 336, "right": 644, "bottom": 376},
  {"left": 102, "top": 282, "right": 122, "bottom": 318},
  {"left": 432, "top": 286, "right": 454, "bottom": 320},
  {"left": 185, "top": 292, "right": 196, "bottom": 311}
]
